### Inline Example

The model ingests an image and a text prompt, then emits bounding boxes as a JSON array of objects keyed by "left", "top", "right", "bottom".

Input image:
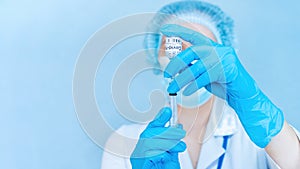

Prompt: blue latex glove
[
  {"left": 161, "top": 24, "right": 284, "bottom": 148},
  {"left": 130, "top": 107, "right": 186, "bottom": 169}
]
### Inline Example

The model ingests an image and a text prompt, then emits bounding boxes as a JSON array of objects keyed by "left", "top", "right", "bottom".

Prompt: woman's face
[{"left": 158, "top": 22, "right": 218, "bottom": 69}]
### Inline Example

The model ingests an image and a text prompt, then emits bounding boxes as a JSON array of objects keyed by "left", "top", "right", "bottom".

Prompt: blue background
[{"left": 1, "top": 0, "right": 299, "bottom": 168}]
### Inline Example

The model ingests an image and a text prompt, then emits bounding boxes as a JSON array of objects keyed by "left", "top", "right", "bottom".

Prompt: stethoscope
[{"left": 216, "top": 135, "right": 230, "bottom": 169}]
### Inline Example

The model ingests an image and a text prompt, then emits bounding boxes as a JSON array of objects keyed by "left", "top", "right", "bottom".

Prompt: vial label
[{"left": 165, "top": 37, "right": 182, "bottom": 59}]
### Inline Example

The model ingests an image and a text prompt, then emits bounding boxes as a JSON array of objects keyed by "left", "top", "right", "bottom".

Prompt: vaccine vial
[
  {"left": 165, "top": 37, "right": 182, "bottom": 59},
  {"left": 165, "top": 37, "right": 182, "bottom": 127},
  {"left": 169, "top": 93, "right": 178, "bottom": 127}
]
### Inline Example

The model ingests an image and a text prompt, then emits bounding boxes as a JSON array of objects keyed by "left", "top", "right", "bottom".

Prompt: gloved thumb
[{"left": 147, "top": 107, "right": 172, "bottom": 128}]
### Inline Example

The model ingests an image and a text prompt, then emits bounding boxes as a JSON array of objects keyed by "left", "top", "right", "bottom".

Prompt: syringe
[{"left": 165, "top": 37, "right": 182, "bottom": 127}]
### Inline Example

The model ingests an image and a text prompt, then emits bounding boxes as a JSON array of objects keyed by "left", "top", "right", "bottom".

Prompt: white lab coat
[{"left": 101, "top": 98, "right": 300, "bottom": 169}]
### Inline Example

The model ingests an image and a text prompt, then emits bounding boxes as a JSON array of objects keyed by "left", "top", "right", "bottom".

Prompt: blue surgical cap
[{"left": 144, "top": 0, "right": 235, "bottom": 67}]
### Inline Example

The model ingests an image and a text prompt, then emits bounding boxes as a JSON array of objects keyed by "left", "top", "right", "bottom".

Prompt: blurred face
[{"left": 158, "top": 22, "right": 218, "bottom": 69}]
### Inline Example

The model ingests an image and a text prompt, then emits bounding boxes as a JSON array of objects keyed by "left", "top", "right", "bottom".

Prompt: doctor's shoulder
[
  {"left": 103, "top": 123, "right": 147, "bottom": 154},
  {"left": 100, "top": 123, "right": 147, "bottom": 169}
]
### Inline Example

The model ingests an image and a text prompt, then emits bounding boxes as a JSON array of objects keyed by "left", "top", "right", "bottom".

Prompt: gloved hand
[
  {"left": 160, "top": 24, "right": 284, "bottom": 148},
  {"left": 130, "top": 107, "right": 186, "bottom": 169}
]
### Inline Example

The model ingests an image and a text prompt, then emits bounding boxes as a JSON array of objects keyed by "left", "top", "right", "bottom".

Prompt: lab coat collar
[
  {"left": 198, "top": 97, "right": 238, "bottom": 168},
  {"left": 197, "top": 135, "right": 226, "bottom": 168},
  {"left": 179, "top": 137, "right": 226, "bottom": 169}
]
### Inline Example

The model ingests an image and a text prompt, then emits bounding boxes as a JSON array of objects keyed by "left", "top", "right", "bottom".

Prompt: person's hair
[{"left": 144, "top": 0, "right": 235, "bottom": 67}]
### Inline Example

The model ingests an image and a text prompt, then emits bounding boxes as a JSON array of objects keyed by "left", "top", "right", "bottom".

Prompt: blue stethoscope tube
[{"left": 217, "top": 136, "right": 230, "bottom": 169}]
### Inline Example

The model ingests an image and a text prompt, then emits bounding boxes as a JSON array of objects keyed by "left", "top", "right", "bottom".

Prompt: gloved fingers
[
  {"left": 164, "top": 153, "right": 181, "bottom": 169},
  {"left": 164, "top": 46, "right": 215, "bottom": 78},
  {"left": 147, "top": 107, "right": 172, "bottom": 128},
  {"left": 183, "top": 71, "right": 211, "bottom": 96},
  {"left": 147, "top": 151, "right": 176, "bottom": 161},
  {"left": 164, "top": 162, "right": 180, "bottom": 169},
  {"left": 182, "top": 59, "right": 225, "bottom": 96},
  {"left": 164, "top": 46, "right": 221, "bottom": 81},
  {"left": 160, "top": 24, "right": 216, "bottom": 46},
  {"left": 143, "top": 152, "right": 173, "bottom": 169},
  {"left": 204, "top": 83, "right": 227, "bottom": 99},
  {"left": 164, "top": 47, "right": 198, "bottom": 78},
  {"left": 167, "top": 60, "right": 206, "bottom": 94},
  {"left": 168, "top": 141, "right": 187, "bottom": 153},
  {"left": 176, "top": 123, "right": 183, "bottom": 129},
  {"left": 142, "top": 152, "right": 181, "bottom": 169},
  {"left": 154, "top": 152, "right": 180, "bottom": 168},
  {"left": 142, "top": 158, "right": 155, "bottom": 169},
  {"left": 142, "top": 139, "right": 185, "bottom": 154},
  {"left": 141, "top": 127, "right": 186, "bottom": 140}
]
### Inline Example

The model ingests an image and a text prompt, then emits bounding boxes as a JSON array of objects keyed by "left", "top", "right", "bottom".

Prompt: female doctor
[{"left": 101, "top": 1, "right": 300, "bottom": 168}]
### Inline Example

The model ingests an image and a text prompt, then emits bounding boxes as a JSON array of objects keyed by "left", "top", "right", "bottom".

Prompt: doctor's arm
[
  {"left": 160, "top": 24, "right": 300, "bottom": 169},
  {"left": 101, "top": 129, "right": 132, "bottom": 169},
  {"left": 265, "top": 121, "right": 300, "bottom": 168}
]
